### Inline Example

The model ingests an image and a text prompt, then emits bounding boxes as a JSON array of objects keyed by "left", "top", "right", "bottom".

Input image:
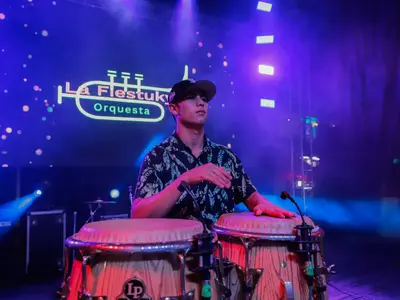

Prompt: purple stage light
[
  {"left": 258, "top": 64, "right": 274, "bottom": 75},
  {"left": 256, "top": 35, "right": 274, "bottom": 44},
  {"left": 260, "top": 98, "right": 275, "bottom": 108},
  {"left": 257, "top": 1, "right": 272, "bottom": 12}
]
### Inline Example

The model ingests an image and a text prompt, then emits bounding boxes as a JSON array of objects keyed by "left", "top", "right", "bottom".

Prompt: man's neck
[{"left": 176, "top": 124, "right": 205, "bottom": 155}]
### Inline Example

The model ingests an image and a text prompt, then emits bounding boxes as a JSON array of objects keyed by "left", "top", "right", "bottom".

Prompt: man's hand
[
  {"left": 182, "top": 163, "right": 232, "bottom": 188},
  {"left": 253, "top": 203, "right": 296, "bottom": 218}
]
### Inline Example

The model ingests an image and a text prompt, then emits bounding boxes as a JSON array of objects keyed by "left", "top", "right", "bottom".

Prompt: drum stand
[
  {"left": 214, "top": 242, "right": 237, "bottom": 300},
  {"left": 238, "top": 239, "right": 264, "bottom": 300}
]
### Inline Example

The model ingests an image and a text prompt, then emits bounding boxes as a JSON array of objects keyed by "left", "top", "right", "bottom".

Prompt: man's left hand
[{"left": 253, "top": 204, "right": 296, "bottom": 218}]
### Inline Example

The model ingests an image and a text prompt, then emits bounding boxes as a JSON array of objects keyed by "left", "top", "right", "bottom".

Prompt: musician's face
[{"left": 169, "top": 93, "right": 209, "bottom": 128}]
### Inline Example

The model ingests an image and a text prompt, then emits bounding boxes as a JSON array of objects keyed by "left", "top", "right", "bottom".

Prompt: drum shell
[
  {"left": 65, "top": 219, "right": 222, "bottom": 300},
  {"left": 213, "top": 213, "right": 328, "bottom": 300},
  {"left": 217, "top": 236, "right": 327, "bottom": 300}
]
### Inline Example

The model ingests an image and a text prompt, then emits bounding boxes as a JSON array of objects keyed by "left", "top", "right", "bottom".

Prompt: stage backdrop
[
  {"left": 0, "top": 0, "right": 255, "bottom": 168},
  {"left": 0, "top": 0, "right": 296, "bottom": 216}
]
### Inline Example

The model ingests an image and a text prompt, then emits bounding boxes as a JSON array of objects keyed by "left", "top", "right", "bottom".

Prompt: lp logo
[{"left": 118, "top": 277, "right": 152, "bottom": 300}]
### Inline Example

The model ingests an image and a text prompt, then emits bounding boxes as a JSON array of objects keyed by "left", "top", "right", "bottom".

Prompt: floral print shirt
[{"left": 133, "top": 132, "right": 257, "bottom": 228}]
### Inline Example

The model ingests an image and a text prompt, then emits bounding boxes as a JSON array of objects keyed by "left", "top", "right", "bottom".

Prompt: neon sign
[{"left": 57, "top": 65, "right": 189, "bottom": 122}]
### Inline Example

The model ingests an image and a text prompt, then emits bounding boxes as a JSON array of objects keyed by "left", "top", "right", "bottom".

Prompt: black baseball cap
[{"left": 168, "top": 79, "right": 216, "bottom": 104}]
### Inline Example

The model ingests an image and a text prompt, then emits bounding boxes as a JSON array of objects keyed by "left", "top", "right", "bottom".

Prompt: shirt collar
[{"left": 170, "top": 131, "right": 212, "bottom": 154}]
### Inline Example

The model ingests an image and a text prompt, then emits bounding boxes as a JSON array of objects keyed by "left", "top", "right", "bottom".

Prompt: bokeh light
[
  {"left": 35, "top": 149, "right": 43, "bottom": 156},
  {"left": 110, "top": 189, "right": 120, "bottom": 199},
  {"left": 0, "top": 13, "right": 5, "bottom": 20},
  {"left": 22, "top": 105, "right": 30, "bottom": 112},
  {"left": 5, "top": 127, "right": 12, "bottom": 133}
]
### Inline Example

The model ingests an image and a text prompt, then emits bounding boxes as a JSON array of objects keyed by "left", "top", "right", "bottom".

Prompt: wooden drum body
[
  {"left": 213, "top": 213, "right": 328, "bottom": 300},
  {"left": 65, "top": 218, "right": 212, "bottom": 300}
]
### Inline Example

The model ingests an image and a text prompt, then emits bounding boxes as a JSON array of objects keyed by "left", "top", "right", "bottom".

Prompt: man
[{"left": 131, "top": 79, "right": 295, "bottom": 228}]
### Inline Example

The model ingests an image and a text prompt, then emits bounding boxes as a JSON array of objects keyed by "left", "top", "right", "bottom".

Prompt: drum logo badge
[{"left": 118, "top": 277, "right": 152, "bottom": 300}]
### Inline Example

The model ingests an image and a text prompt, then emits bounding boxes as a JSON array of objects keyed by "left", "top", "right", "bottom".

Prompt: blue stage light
[
  {"left": 34, "top": 189, "right": 43, "bottom": 197},
  {"left": 110, "top": 189, "right": 120, "bottom": 199}
]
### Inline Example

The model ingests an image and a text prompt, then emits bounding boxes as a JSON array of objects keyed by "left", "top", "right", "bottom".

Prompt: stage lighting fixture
[
  {"left": 110, "top": 189, "right": 120, "bottom": 199},
  {"left": 257, "top": 1, "right": 272, "bottom": 12},
  {"left": 32, "top": 180, "right": 50, "bottom": 197},
  {"left": 258, "top": 64, "right": 274, "bottom": 75},
  {"left": 260, "top": 98, "right": 275, "bottom": 108},
  {"left": 302, "top": 155, "right": 320, "bottom": 167},
  {"left": 256, "top": 35, "right": 274, "bottom": 44},
  {"left": 34, "top": 189, "right": 43, "bottom": 197}
]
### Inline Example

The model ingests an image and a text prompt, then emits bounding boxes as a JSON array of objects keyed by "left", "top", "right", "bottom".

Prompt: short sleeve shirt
[{"left": 133, "top": 132, "right": 257, "bottom": 228}]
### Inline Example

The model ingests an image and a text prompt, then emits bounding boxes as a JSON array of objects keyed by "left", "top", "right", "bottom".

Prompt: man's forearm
[{"left": 131, "top": 177, "right": 184, "bottom": 218}]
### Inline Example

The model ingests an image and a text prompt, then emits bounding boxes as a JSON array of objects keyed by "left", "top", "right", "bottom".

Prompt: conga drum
[
  {"left": 65, "top": 218, "right": 220, "bottom": 300},
  {"left": 213, "top": 213, "right": 328, "bottom": 300}
]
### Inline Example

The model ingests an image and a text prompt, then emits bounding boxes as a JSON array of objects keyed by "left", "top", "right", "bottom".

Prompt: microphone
[
  {"left": 280, "top": 191, "right": 314, "bottom": 300},
  {"left": 280, "top": 191, "right": 306, "bottom": 225},
  {"left": 179, "top": 181, "right": 205, "bottom": 231}
]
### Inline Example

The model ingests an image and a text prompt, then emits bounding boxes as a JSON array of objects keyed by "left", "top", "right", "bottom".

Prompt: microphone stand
[
  {"left": 179, "top": 182, "right": 232, "bottom": 300},
  {"left": 84, "top": 202, "right": 102, "bottom": 224},
  {"left": 280, "top": 191, "right": 317, "bottom": 300}
]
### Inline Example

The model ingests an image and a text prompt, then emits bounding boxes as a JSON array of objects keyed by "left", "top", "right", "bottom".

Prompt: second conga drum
[
  {"left": 66, "top": 218, "right": 212, "bottom": 300},
  {"left": 213, "top": 213, "right": 328, "bottom": 300}
]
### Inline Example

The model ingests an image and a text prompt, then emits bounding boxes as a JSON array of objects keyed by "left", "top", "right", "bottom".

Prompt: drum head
[
  {"left": 73, "top": 218, "right": 204, "bottom": 245},
  {"left": 213, "top": 212, "right": 316, "bottom": 238}
]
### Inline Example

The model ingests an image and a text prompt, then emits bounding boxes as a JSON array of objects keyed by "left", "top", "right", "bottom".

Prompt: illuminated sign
[{"left": 57, "top": 65, "right": 189, "bottom": 122}]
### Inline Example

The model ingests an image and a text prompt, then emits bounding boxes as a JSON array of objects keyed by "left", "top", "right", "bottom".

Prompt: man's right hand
[{"left": 181, "top": 163, "right": 232, "bottom": 189}]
